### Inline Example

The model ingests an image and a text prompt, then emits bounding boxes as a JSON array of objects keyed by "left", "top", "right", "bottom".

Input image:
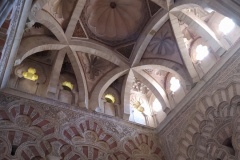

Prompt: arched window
[
  {"left": 219, "top": 17, "right": 235, "bottom": 35},
  {"left": 170, "top": 77, "right": 180, "bottom": 93}
]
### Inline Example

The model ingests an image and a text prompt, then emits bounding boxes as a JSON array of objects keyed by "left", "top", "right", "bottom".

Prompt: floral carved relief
[
  {"left": 84, "top": 130, "right": 97, "bottom": 142},
  {"left": 82, "top": 53, "right": 110, "bottom": 80},
  {"left": 78, "top": 52, "right": 116, "bottom": 93}
]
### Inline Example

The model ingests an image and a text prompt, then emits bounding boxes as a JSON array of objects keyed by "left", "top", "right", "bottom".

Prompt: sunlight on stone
[
  {"left": 153, "top": 99, "right": 162, "bottom": 112},
  {"left": 219, "top": 17, "right": 235, "bottom": 35},
  {"left": 196, "top": 45, "right": 209, "bottom": 61},
  {"left": 170, "top": 77, "right": 180, "bottom": 92}
]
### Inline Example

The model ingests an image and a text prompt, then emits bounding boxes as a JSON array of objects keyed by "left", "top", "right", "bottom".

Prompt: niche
[
  {"left": 13, "top": 61, "right": 47, "bottom": 95},
  {"left": 57, "top": 73, "right": 78, "bottom": 105},
  {"left": 99, "top": 87, "right": 120, "bottom": 117},
  {"left": 11, "top": 145, "right": 18, "bottom": 156}
]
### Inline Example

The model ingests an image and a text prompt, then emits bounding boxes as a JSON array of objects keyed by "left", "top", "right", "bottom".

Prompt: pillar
[
  {"left": 0, "top": 0, "right": 33, "bottom": 88},
  {"left": 0, "top": 0, "right": 15, "bottom": 28}
]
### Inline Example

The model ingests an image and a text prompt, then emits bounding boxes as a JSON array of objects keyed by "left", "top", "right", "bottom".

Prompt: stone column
[
  {"left": 0, "top": 0, "right": 15, "bottom": 28},
  {"left": 143, "top": 113, "right": 149, "bottom": 126},
  {"left": 0, "top": 0, "right": 33, "bottom": 88},
  {"left": 153, "top": 113, "right": 159, "bottom": 126}
]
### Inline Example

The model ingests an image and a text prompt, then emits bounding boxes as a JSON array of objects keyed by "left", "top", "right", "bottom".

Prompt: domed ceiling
[
  {"left": 80, "top": 0, "right": 150, "bottom": 47},
  {"left": 78, "top": 0, "right": 161, "bottom": 58},
  {"left": 11, "top": 0, "right": 240, "bottom": 131},
  {"left": 40, "top": 0, "right": 163, "bottom": 59},
  {"left": 2, "top": 0, "right": 240, "bottom": 159}
]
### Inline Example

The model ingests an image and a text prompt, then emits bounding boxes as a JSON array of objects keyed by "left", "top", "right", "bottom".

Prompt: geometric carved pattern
[
  {"left": 63, "top": 120, "right": 117, "bottom": 150},
  {"left": 0, "top": 90, "right": 165, "bottom": 160},
  {"left": 78, "top": 52, "right": 116, "bottom": 94},
  {"left": 124, "top": 134, "right": 164, "bottom": 160},
  {"left": 10, "top": 105, "right": 55, "bottom": 136}
]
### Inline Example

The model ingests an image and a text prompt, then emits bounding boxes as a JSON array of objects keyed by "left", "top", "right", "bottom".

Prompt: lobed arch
[
  {"left": 61, "top": 120, "right": 118, "bottom": 150},
  {"left": 15, "top": 140, "right": 52, "bottom": 160},
  {"left": 170, "top": 0, "right": 240, "bottom": 27},
  {"left": 175, "top": 84, "right": 240, "bottom": 160},
  {"left": 170, "top": 4, "right": 229, "bottom": 55},
  {"left": 135, "top": 59, "right": 193, "bottom": 90},
  {"left": 0, "top": 137, "right": 11, "bottom": 157},
  {"left": 123, "top": 61, "right": 191, "bottom": 119},
  {"left": 121, "top": 133, "right": 165, "bottom": 159},
  {"left": 132, "top": 69, "right": 171, "bottom": 111},
  {"left": 198, "top": 83, "right": 240, "bottom": 115}
]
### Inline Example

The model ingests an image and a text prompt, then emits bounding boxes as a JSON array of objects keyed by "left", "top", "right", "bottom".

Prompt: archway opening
[
  {"left": 222, "top": 137, "right": 235, "bottom": 156},
  {"left": 11, "top": 145, "right": 18, "bottom": 156}
]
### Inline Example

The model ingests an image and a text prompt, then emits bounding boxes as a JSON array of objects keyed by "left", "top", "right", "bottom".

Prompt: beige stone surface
[{"left": 1, "top": 0, "right": 240, "bottom": 159}]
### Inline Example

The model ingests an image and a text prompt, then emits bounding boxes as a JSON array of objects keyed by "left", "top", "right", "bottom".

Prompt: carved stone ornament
[
  {"left": 82, "top": 53, "right": 110, "bottom": 80},
  {"left": 139, "top": 143, "right": 150, "bottom": 154},
  {"left": 15, "top": 115, "right": 32, "bottom": 128},
  {"left": 98, "top": 141, "right": 109, "bottom": 150},
  {"left": 132, "top": 78, "right": 149, "bottom": 94},
  {"left": 72, "top": 136, "right": 84, "bottom": 144},
  {"left": 84, "top": 130, "right": 98, "bottom": 142}
]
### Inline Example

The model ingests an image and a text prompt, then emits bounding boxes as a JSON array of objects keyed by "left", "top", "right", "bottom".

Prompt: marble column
[{"left": 0, "top": 0, "right": 15, "bottom": 28}]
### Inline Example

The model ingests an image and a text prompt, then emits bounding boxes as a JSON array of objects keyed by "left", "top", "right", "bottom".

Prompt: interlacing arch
[
  {"left": 2, "top": 0, "right": 240, "bottom": 159},
  {"left": 62, "top": 120, "right": 118, "bottom": 150},
  {"left": 176, "top": 83, "right": 240, "bottom": 160},
  {"left": 123, "top": 134, "right": 164, "bottom": 160},
  {"left": 0, "top": 103, "right": 55, "bottom": 159}
]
